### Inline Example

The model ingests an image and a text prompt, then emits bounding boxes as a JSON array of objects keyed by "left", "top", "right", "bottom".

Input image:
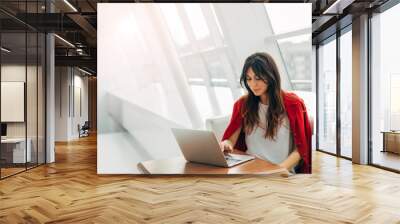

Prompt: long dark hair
[{"left": 239, "top": 52, "right": 286, "bottom": 140}]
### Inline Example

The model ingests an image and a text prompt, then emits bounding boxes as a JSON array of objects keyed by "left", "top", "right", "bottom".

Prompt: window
[
  {"left": 264, "top": 4, "right": 310, "bottom": 35},
  {"left": 371, "top": 3, "right": 400, "bottom": 171},
  {"left": 340, "top": 29, "right": 352, "bottom": 158},
  {"left": 184, "top": 4, "right": 210, "bottom": 40},
  {"left": 265, "top": 4, "right": 312, "bottom": 92},
  {"left": 160, "top": 4, "right": 189, "bottom": 47},
  {"left": 318, "top": 37, "right": 337, "bottom": 154},
  {"left": 277, "top": 34, "right": 312, "bottom": 91},
  {"left": 190, "top": 85, "right": 212, "bottom": 123},
  {"left": 214, "top": 87, "right": 234, "bottom": 116}
]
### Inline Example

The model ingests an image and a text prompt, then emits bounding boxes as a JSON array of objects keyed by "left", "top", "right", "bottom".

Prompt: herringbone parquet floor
[{"left": 1, "top": 134, "right": 400, "bottom": 223}]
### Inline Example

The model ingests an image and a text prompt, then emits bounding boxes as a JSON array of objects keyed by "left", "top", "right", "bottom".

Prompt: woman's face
[{"left": 245, "top": 67, "right": 268, "bottom": 96}]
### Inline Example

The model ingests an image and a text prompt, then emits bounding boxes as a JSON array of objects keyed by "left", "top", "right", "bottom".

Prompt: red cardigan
[{"left": 221, "top": 91, "right": 312, "bottom": 173}]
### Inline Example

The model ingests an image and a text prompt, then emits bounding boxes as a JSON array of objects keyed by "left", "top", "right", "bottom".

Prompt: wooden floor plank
[{"left": 0, "top": 134, "right": 400, "bottom": 223}]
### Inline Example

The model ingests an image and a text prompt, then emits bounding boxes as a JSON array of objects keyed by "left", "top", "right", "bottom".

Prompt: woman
[{"left": 220, "top": 52, "right": 312, "bottom": 173}]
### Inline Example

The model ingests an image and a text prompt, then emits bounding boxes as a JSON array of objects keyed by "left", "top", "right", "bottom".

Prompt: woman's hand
[
  {"left": 220, "top": 140, "right": 234, "bottom": 153},
  {"left": 278, "top": 148, "right": 301, "bottom": 175},
  {"left": 277, "top": 164, "right": 293, "bottom": 177}
]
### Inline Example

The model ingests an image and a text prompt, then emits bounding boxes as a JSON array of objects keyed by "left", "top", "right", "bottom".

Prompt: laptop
[{"left": 171, "top": 128, "right": 255, "bottom": 168}]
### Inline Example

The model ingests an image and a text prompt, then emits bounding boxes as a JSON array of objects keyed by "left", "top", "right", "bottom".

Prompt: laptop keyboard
[{"left": 224, "top": 155, "right": 242, "bottom": 163}]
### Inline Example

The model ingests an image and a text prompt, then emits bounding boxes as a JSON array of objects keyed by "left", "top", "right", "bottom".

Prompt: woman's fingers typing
[
  {"left": 220, "top": 140, "right": 233, "bottom": 153},
  {"left": 225, "top": 144, "right": 233, "bottom": 153}
]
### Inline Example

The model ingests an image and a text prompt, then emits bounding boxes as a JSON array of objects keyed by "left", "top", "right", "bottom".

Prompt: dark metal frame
[
  {"left": 44, "top": 0, "right": 47, "bottom": 165},
  {"left": 336, "top": 27, "right": 341, "bottom": 158},
  {"left": 25, "top": 2, "right": 28, "bottom": 172},
  {"left": 367, "top": 11, "right": 373, "bottom": 166},
  {"left": 315, "top": 44, "right": 319, "bottom": 151},
  {"left": 0, "top": 23, "right": 2, "bottom": 179}
]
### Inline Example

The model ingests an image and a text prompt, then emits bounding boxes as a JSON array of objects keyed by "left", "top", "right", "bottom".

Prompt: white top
[{"left": 245, "top": 103, "right": 294, "bottom": 166}]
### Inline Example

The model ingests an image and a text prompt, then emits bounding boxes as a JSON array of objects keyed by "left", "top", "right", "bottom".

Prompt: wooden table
[
  {"left": 1, "top": 138, "right": 32, "bottom": 164},
  {"left": 381, "top": 131, "right": 400, "bottom": 154},
  {"left": 137, "top": 150, "right": 287, "bottom": 175}
]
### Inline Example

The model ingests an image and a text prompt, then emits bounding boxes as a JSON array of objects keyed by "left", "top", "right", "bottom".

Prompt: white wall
[
  {"left": 55, "top": 66, "right": 69, "bottom": 141},
  {"left": 1, "top": 65, "right": 41, "bottom": 138},
  {"left": 1, "top": 66, "right": 26, "bottom": 134},
  {"left": 55, "top": 67, "right": 89, "bottom": 141},
  {"left": 75, "top": 74, "right": 89, "bottom": 132}
]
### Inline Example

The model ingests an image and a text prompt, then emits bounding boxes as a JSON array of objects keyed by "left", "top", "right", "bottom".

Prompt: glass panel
[
  {"left": 39, "top": 1, "right": 46, "bottom": 14},
  {"left": 0, "top": 1, "right": 26, "bottom": 14},
  {"left": 340, "top": 29, "right": 352, "bottom": 158},
  {"left": 277, "top": 34, "right": 312, "bottom": 91},
  {"left": 38, "top": 33, "right": 45, "bottom": 165},
  {"left": 0, "top": 1, "right": 46, "bottom": 178},
  {"left": 264, "top": 4, "right": 310, "bottom": 35},
  {"left": 213, "top": 86, "right": 234, "bottom": 116},
  {"left": 371, "top": 4, "right": 400, "bottom": 171},
  {"left": 318, "top": 37, "right": 337, "bottom": 154},
  {"left": 1, "top": 31, "right": 27, "bottom": 177},
  {"left": 210, "top": 5, "right": 224, "bottom": 38},
  {"left": 26, "top": 0, "right": 39, "bottom": 14},
  {"left": 27, "top": 31, "right": 38, "bottom": 169},
  {"left": 266, "top": 4, "right": 313, "bottom": 120},
  {"left": 311, "top": 46, "right": 317, "bottom": 151},
  {"left": 160, "top": 4, "right": 189, "bottom": 47},
  {"left": 184, "top": 4, "right": 210, "bottom": 40},
  {"left": 190, "top": 85, "right": 212, "bottom": 123}
]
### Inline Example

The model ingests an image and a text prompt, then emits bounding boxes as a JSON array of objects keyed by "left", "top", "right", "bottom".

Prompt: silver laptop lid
[{"left": 171, "top": 128, "right": 228, "bottom": 167}]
